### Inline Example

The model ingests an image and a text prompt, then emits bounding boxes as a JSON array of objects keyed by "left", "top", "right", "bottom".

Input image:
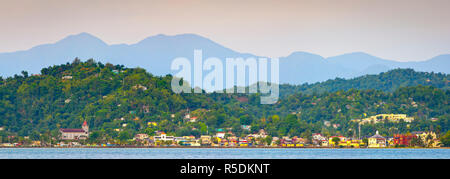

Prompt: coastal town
[{"left": 0, "top": 113, "right": 445, "bottom": 148}]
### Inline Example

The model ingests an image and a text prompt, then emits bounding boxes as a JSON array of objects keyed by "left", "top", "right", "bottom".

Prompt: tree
[
  {"left": 30, "top": 131, "right": 41, "bottom": 141},
  {"left": 1, "top": 60, "right": 448, "bottom": 146},
  {"left": 264, "top": 136, "right": 273, "bottom": 146},
  {"left": 441, "top": 131, "right": 450, "bottom": 147},
  {"left": 425, "top": 134, "right": 434, "bottom": 147},
  {"left": 239, "top": 115, "right": 252, "bottom": 125},
  {"left": 410, "top": 137, "right": 423, "bottom": 147},
  {"left": 21, "top": 71, "right": 29, "bottom": 78},
  {"left": 275, "top": 139, "right": 281, "bottom": 146},
  {"left": 118, "top": 131, "right": 131, "bottom": 145},
  {"left": 89, "top": 131, "right": 101, "bottom": 143},
  {"left": 362, "top": 138, "right": 368, "bottom": 146},
  {"left": 332, "top": 137, "right": 340, "bottom": 147}
]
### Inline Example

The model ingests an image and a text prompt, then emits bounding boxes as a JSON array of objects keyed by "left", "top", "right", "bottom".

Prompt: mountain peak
[
  {"left": 331, "top": 52, "right": 376, "bottom": 58},
  {"left": 57, "top": 32, "right": 106, "bottom": 46},
  {"left": 429, "top": 54, "right": 450, "bottom": 60},
  {"left": 138, "top": 33, "right": 212, "bottom": 44},
  {"left": 285, "top": 51, "right": 324, "bottom": 59},
  {"left": 327, "top": 52, "right": 390, "bottom": 64}
]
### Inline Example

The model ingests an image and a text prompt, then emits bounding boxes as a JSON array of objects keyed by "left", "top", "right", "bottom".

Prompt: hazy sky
[{"left": 1, "top": 0, "right": 449, "bottom": 61}]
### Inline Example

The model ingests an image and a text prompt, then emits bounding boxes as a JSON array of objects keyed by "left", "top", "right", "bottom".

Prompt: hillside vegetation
[
  {"left": 0, "top": 59, "right": 448, "bottom": 142},
  {"left": 280, "top": 68, "right": 449, "bottom": 97}
]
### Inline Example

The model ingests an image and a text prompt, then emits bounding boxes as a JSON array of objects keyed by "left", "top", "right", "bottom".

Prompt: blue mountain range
[{"left": 0, "top": 32, "right": 448, "bottom": 84}]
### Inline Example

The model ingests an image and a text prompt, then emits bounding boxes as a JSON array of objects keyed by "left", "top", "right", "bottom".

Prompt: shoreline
[{"left": 1, "top": 146, "right": 448, "bottom": 149}]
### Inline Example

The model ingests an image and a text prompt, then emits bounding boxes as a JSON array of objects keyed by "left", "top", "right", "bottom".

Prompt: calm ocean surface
[{"left": 0, "top": 148, "right": 449, "bottom": 159}]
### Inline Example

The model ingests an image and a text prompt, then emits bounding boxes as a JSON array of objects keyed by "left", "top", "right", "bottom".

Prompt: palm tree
[{"left": 425, "top": 134, "right": 434, "bottom": 147}]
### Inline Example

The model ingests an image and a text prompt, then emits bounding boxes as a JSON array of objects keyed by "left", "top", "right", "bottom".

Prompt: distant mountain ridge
[{"left": 1, "top": 32, "right": 449, "bottom": 85}]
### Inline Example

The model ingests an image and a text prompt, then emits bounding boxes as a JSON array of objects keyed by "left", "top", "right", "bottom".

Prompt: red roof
[
  {"left": 83, "top": 121, "right": 88, "bottom": 126},
  {"left": 60, "top": 128, "right": 85, "bottom": 133}
]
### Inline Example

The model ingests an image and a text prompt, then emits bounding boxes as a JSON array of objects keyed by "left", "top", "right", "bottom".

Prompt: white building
[
  {"left": 216, "top": 132, "right": 226, "bottom": 138},
  {"left": 368, "top": 131, "right": 386, "bottom": 148},
  {"left": 153, "top": 132, "right": 174, "bottom": 141},
  {"left": 62, "top": 76, "right": 73, "bottom": 80},
  {"left": 312, "top": 133, "right": 327, "bottom": 141},
  {"left": 59, "top": 121, "right": 89, "bottom": 140}
]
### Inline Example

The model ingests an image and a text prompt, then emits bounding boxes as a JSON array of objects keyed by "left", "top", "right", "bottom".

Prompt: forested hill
[
  {"left": 0, "top": 60, "right": 448, "bottom": 140},
  {"left": 0, "top": 59, "right": 220, "bottom": 136},
  {"left": 280, "top": 68, "right": 449, "bottom": 97}
]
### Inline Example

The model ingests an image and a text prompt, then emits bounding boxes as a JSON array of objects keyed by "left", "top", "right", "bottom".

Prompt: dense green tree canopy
[{"left": 0, "top": 60, "right": 448, "bottom": 141}]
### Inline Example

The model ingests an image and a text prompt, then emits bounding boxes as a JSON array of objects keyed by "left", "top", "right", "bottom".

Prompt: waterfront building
[
  {"left": 153, "top": 132, "right": 174, "bottom": 141},
  {"left": 346, "top": 139, "right": 363, "bottom": 148},
  {"left": 368, "top": 131, "right": 386, "bottom": 148},
  {"left": 293, "top": 137, "right": 307, "bottom": 144},
  {"left": 312, "top": 133, "right": 327, "bottom": 146},
  {"left": 190, "top": 141, "right": 201, "bottom": 146},
  {"left": 271, "top": 137, "right": 280, "bottom": 146},
  {"left": 329, "top": 136, "right": 347, "bottom": 146},
  {"left": 321, "top": 140, "right": 329, "bottom": 147},
  {"left": 239, "top": 139, "right": 248, "bottom": 147},
  {"left": 59, "top": 121, "right": 89, "bottom": 140},
  {"left": 216, "top": 132, "right": 226, "bottom": 138},
  {"left": 312, "top": 133, "right": 326, "bottom": 141},
  {"left": 200, "top": 135, "right": 211, "bottom": 145},
  {"left": 257, "top": 129, "right": 268, "bottom": 138},
  {"left": 221, "top": 139, "right": 229, "bottom": 146},
  {"left": 413, "top": 131, "right": 441, "bottom": 147},
  {"left": 393, "top": 133, "right": 416, "bottom": 146},
  {"left": 182, "top": 135, "right": 196, "bottom": 140},
  {"left": 31, "top": 141, "right": 41, "bottom": 147},
  {"left": 134, "top": 134, "right": 149, "bottom": 140},
  {"left": 227, "top": 136, "right": 238, "bottom": 146}
]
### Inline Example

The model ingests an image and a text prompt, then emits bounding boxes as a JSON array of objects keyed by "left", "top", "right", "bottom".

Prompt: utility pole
[{"left": 358, "top": 123, "right": 361, "bottom": 140}]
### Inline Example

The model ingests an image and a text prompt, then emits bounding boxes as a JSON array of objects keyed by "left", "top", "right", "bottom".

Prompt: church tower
[{"left": 82, "top": 121, "right": 89, "bottom": 135}]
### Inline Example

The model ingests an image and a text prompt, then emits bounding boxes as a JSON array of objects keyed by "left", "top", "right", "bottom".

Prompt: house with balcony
[{"left": 368, "top": 131, "right": 386, "bottom": 148}]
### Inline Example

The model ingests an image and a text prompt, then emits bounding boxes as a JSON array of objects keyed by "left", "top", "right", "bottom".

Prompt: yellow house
[
  {"left": 182, "top": 135, "right": 196, "bottom": 140},
  {"left": 214, "top": 137, "right": 222, "bottom": 144},
  {"left": 283, "top": 143, "right": 295, "bottom": 147},
  {"left": 329, "top": 136, "right": 347, "bottom": 146},
  {"left": 415, "top": 131, "right": 441, "bottom": 147},
  {"left": 348, "top": 140, "right": 362, "bottom": 148},
  {"left": 200, "top": 135, "right": 211, "bottom": 145},
  {"left": 360, "top": 114, "right": 414, "bottom": 124},
  {"left": 31, "top": 141, "right": 41, "bottom": 147}
]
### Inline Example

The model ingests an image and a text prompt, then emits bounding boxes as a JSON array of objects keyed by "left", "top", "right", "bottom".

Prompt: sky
[{"left": 0, "top": 0, "right": 449, "bottom": 61}]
